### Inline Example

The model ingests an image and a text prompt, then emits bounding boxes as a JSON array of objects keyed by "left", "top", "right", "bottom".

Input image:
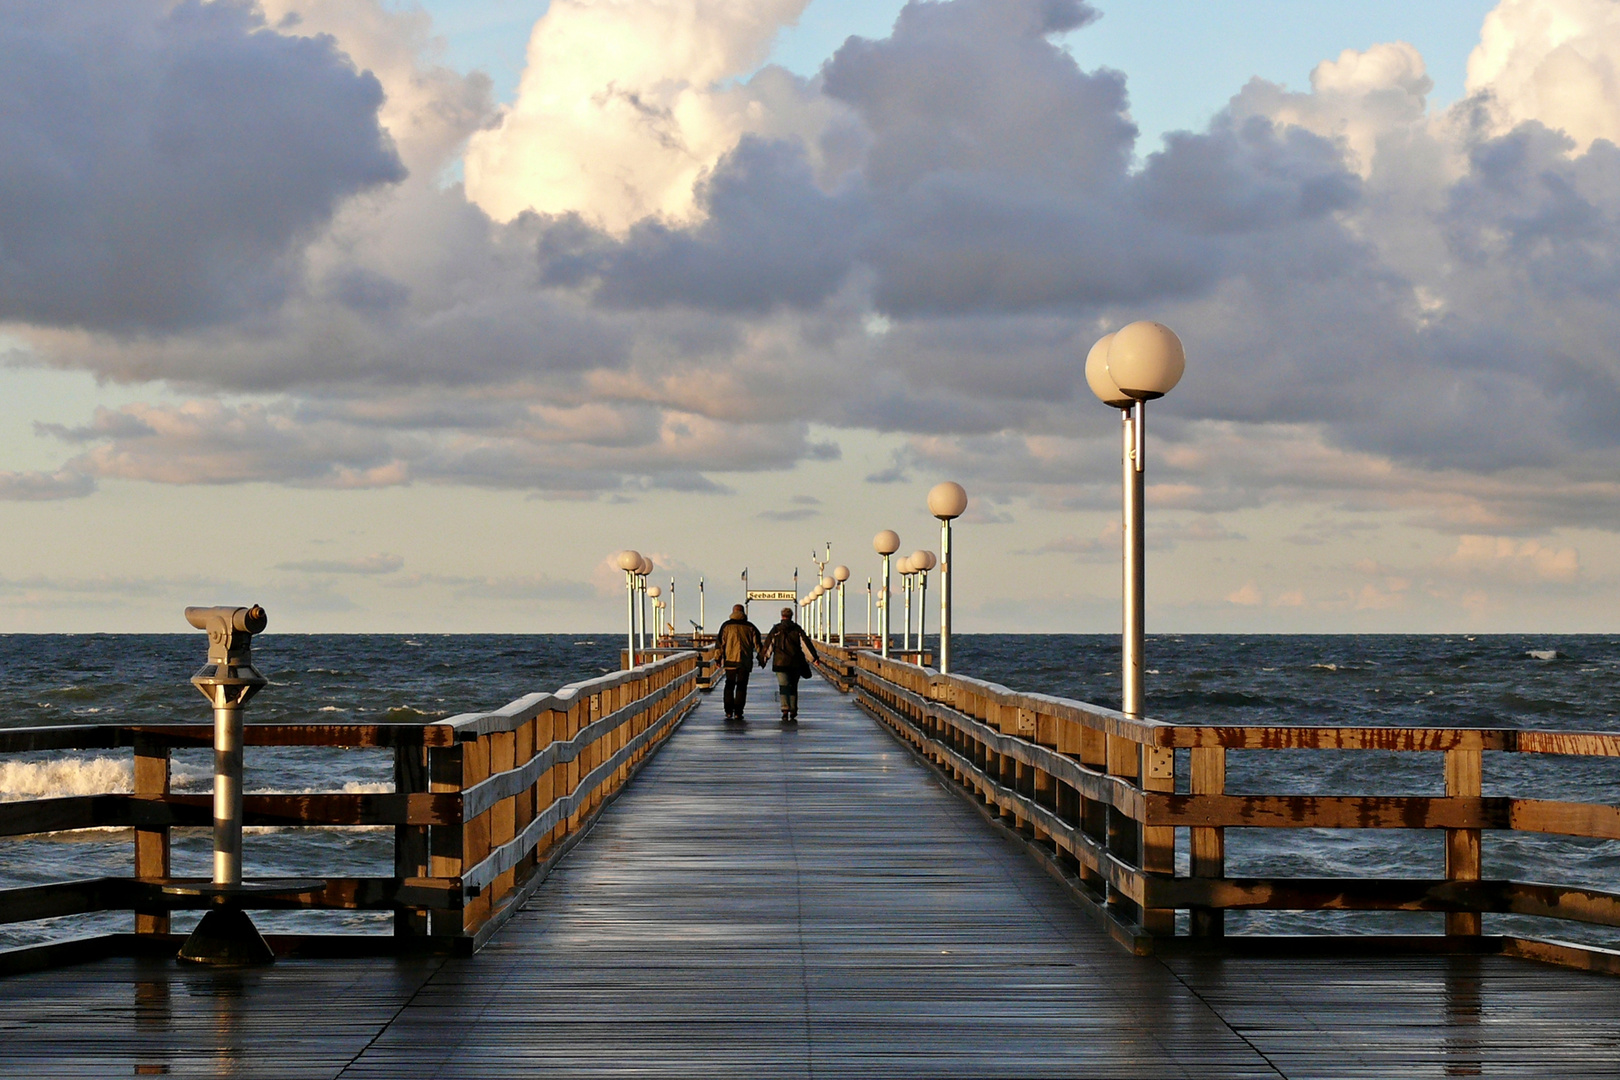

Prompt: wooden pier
[{"left": 3, "top": 651, "right": 1620, "bottom": 1075}]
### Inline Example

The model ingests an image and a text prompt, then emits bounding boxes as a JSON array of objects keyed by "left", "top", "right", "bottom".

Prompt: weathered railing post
[
  {"left": 463, "top": 734, "right": 492, "bottom": 933},
  {"left": 132, "top": 733, "right": 171, "bottom": 935},
  {"left": 489, "top": 726, "right": 517, "bottom": 909},
  {"left": 394, "top": 731, "right": 429, "bottom": 937},
  {"left": 1105, "top": 734, "right": 1141, "bottom": 927},
  {"left": 1189, "top": 746, "right": 1226, "bottom": 937},
  {"left": 428, "top": 738, "right": 465, "bottom": 938},
  {"left": 567, "top": 693, "right": 590, "bottom": 831},
  {"left": 514, "top": 714, "right": 537, "bottom": 884},
  {"left": 1445, "top": 746, "right": 1483, "bottom": 936},
  {"left": 537, "top": 703, "right": 561, "bottom": 856},
  {"left": 1140, "top": 743, "right": 1175, "bottom": 937},
  {"left": 1078, "top": 725, "right": 1108, "bottom": 899}
]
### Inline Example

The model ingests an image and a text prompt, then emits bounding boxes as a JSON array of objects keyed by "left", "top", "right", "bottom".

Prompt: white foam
[
  {"left": 0, "top": 755, "right": 131, "bottom": 801},
  {"left": 1528, "top": 649, "right": 1562, "bottom": 660}
]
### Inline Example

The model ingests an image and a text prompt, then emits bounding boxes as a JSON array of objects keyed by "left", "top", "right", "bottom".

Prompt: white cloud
[
  {"left": 463, "top": 0, "right": 832, "bottom": 232},
  {"left": 1225, "top": 581, "right": 1263, "bottom": 606},
  {"left": 8, "top": 0, "right": 1620, "bottom": 600},
  {"left": 1468, "top": 0, "right": 1620, "bottom": 149},
  {"left": 1438, "top": 534, "right": 1581, "bottom": 583}
]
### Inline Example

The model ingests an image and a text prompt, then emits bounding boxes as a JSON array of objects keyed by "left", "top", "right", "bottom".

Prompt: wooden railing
[
  {"left": 622, "top": 647, "right": 724, "bottom": 690},
  {"left": 0, "top": 651, "right": 706, "bottom": 969},
  {"left": 825, "top": 645, "right": 1620, "bottom": 975}
]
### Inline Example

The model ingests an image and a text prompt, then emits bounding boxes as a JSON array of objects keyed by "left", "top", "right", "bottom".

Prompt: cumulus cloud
[
  {"left": 10, "top": 0, "right": 1620, "bottom": 559},
  {"left": 1468, "top": 0, "right": 1620, "bottom": 149},
  {"left": 0, "top": 0, "right": 404, "bottom": 331},
  {"left": 464, "top": 0, "right": 832, "bottom": 231}
]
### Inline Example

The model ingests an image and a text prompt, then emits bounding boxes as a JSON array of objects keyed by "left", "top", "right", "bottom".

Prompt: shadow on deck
[{"left": 3, "top": 677, "right": 1618, "bottom": 1078}]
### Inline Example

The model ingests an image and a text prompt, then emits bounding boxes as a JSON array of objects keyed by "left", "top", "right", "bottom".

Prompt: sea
[{"left": 2, "top": 633, "right": 1617, "bottom": 951}]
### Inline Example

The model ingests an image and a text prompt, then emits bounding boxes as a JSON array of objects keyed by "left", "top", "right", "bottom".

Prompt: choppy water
[
  {"left": 0, "top": 634, "right": 621, "bottom": 948},
  {"left": 2, "top": 633, "right": 1617, "bottom": 950},
  {"left": 951, "top": 634, "right": 1620, "bottom": 946}
]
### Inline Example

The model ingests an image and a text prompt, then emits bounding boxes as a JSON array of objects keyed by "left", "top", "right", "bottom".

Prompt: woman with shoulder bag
[{"left": 760, "top": 607, "right": 819, "bottom": 723}]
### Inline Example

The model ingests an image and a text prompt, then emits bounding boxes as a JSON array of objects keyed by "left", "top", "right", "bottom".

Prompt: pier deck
[{"left": 4, "top": 678, "right": 1620, "bottom": 1078}]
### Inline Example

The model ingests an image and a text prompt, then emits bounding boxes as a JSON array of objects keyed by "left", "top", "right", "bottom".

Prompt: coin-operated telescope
[{"left": 174, "top": 605, "right": 319, "bottom": 966}]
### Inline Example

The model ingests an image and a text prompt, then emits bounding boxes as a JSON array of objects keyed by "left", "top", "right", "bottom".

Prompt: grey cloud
[
  {"left": 539, "top": 0, "right": 1370, "bottom": 322},
  {"left": 1136, "top": 116, "right": 1361, "bottom": 234},
  {"left": 757, "top": 507, "right": 818, "bottom": 521},
  {"left": 0, "top": 0, "right": 404, "bottom": 332},
  {"left": 16, "top": 0, "right": 1620, "bottom": 522},
  {"left": 324, "top": 267, "right": 412, "bottom": 314},
  {"left": 277, "top": 553, "right": 404, "bottom": 575},
  {"left": 823, "top": 0, "right": 1119, "bottom": 192},
  {"left": 40, "top": 397, "right": 835, "bottom": 498},
  {"left": 404, "top": 573, "right": 597, "bottom": 603},
  {"left": 0, "top": 469, "right": 95, "bottom": 501},
  {"left": 539, "top": 138, "right": 867, "bottom": 313}
]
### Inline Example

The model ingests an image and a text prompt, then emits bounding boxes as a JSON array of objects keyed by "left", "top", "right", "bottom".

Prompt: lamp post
[
  {"left": 616, "top": 550, "right": 643, "bottom": 666},
  {"left": 896, "top": 556, "right": 913, "bottom": 653},
  {"left": 1086, "top": 321, "right": 1185, "bottom": 717},
  {"left": 928, "top": 482, "right": 968, "bottom": 674},
  {"left": 833, "top": 565, "right": 850, "bottom": 646},
  {"left": 637, "top": 556, "right": 654, "bottom": 651},
  {"left": 820, "top": 575, "right": 834, "bottom": 642},
  {"left": 669, "top": 578, "right": 676, "bottom": 642},
  {"left": 873, "top": 531, "right": 900, "bottom": 658},
  {"left": 647, "top": 585, "right": 662, "bottom": 647},
  {"left": 866, "top": 578, "right": 872, "bottom": 641},
  {"left": 911, "top": 550, "right": 936, "bottom": 663},
  {"left": 698, "top": 577, "right": 705, "bottom": 636}
]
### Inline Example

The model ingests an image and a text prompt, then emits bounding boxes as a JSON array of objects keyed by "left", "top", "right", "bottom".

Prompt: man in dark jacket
[
  {"left": 760, "top": 607, "right": 818, "bottom": 722},
  {"left": 715, "top": 604, "right": 762, "bottom": 720}
]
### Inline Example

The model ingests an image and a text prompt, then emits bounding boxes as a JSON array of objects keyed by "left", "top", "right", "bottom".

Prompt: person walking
[
  {"left": 761, "top": 606, "right": 818, "bottom": 722},
  {"left": 715, "top": 603, "right": 762, "bottom": 721}
]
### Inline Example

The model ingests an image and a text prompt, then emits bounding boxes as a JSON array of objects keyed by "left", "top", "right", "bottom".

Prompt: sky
[{"left": 3, "top": 0, "right": 1620, "bottom": 634}]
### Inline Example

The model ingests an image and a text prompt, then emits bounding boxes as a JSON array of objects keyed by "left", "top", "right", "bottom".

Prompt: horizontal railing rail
[
  {"left": 0, "top": 648, "right": 714, "bottom": 967},
  {"left": 824, "top": 644, "right": 1620, "bottom": 976}
]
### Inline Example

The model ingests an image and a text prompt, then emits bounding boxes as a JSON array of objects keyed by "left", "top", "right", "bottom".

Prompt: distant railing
[
  {"left": 0, "top": 651, "right": 708, "bottom": 970},
  {"left": 622, "top": 646, "right": 723, "bottom": 690},
  {"left": 822, "top": 645, "right": 1620, "bottom": 976}
]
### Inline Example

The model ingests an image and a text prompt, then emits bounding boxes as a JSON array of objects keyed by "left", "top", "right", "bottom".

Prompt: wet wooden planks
[
  {"left": 0, "top": 954, "right": 445, "bottom": 1077},
  {"left": 1165, "top": 953, "right": 1620, "bottom": 1078},
  {"left": 1, "top": 676, "right": 1619, "bottom": 1077}
]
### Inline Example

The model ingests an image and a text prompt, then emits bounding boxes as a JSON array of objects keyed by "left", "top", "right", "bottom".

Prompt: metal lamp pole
[
  {"left": 911, "top": 550, "right": 935, "bottom": 664},
  {"left": 873, "top": 531, "right": 899, "bottom": 658},
  {"left": 1085, "top": 323, "right": 1185, "bottom": 716},
  {"left": 897, "top": 559, "right": 911, "bottom": 652},
  {"left": 833, "top": 565, "right": 850, "bottom": 647},
  {"left": 616, "top": 551, "right": 643, "bottom": 666},
  {"left": 928, "top": 483, "right": 967, "bottom": 674}
]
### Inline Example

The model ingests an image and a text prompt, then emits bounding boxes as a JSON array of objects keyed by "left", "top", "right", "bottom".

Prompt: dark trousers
[
  {"left": 776, "top": 670, "right": 801, "bottom": 715},
  {"left": 723, "top": 665, "right": 751, "bottom": 716}
]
